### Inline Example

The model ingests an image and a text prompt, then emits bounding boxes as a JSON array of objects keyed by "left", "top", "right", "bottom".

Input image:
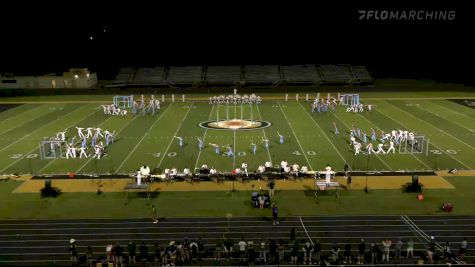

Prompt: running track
[{"left": 0, "top": 215, "right": 474, "bottom": 266}]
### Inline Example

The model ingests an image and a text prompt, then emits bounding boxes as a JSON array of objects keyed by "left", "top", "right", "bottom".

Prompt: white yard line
[
  {"left": 417, "top": 104, "right": 475, "bottom": 133},
  {"left": 0, "top": 106, "right": 80, "bottom": 154},
  {"left": 356, "top": 112, "right": 431, "bottom": 170},
  {"left": 0, "top": 106, "right": 93, "bottom": 174},
  {"left": 277, "top": 102, "right": 313, "bottom": 170},
  {"left": 390, "top": 102, "right": 475, "bottom": 151},
  {"left": 296, "top": 101, "right": 348, "bottom": 165},
  {"left": 331, "top": 111, "right": 393, "bottom": 171},
  {"left": 432, "top": 101, "right": 475, "bottom": 125},
  {"left": 256, "top": 104, "right": 272, "bottom": 163},
  {"left": 156, "top": 103, "right": 194, "bottom": 168},
  {"left": 193, "top": 104, "right": 215, "bottom": 170},
  {"left": 74, "top": 107, "right": 156, "bottom": 173},
  {"left": 376, "top": 105, "right": 472, "bottom": 169},
  {"left": 36, "top": 115, "right": 114, "bottom": 173},
  {"left": 115, "top": 103, "right": 174, "bottom": 172},
  {"left": 0, "top": 105, "right": 48, "bottom": 136}
]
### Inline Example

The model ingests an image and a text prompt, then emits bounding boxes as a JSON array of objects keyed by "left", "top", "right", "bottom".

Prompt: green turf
[
  {"left": 0, "top": 176, "right": 473, "bottom": 219},
  {"left": 1, "top": 96, "right": 475, "bottom": 175},
  {"left": 1, "top": 90, "right": 475, "bottom": 219}
]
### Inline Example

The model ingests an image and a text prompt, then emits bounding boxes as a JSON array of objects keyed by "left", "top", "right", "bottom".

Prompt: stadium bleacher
[
  {"left": 112, "top": 65, "right": 373, "bottom": 87},
  {"left": 243, "top": 65, "right": 281, "bottom": 85},
  {"left": 281, "top": 65, "right": 322, "bottom": 85},
  {"left": 132, "top": 67, "right": 165, "bottom": 85},
  {"left": 166, "top": 66, "right": 203, "bottom": 86},
  {"left": 113, "top": 67, "right": 136, "bottom": 84},
  {"left": 204, "top": 66, "right": 242, "bottom": 85},
  {"left": 350, "top": 65, "right": 374, "bottom": 84},
  {"left": 319, "top": 64, "right": 354, "bottom": 85}
]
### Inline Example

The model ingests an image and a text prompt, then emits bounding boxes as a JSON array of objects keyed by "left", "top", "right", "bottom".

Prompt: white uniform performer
[
  {"left": 375, "top": 143, "right": 386, "bottom": 154},
  {"left": 136, "top": 171, "right": 142, "bottom": 186},
  {"left": 92, "top": 145, "right": 102, "bottom": 159},
  {"left": 70, "top": 145, "right": 77, "bottom": 158},
  {"left": 366, "top": 143, "right": 376, "bottom": 155},
  {"left": 86, "top": 127, "right": 94, "bottom": 138},
  {"left": 387, "top": 140, "right": 396, "bottom": 154},
  {"left": 79, "top": 147, "right": 88, "bottom": 158},
  {"left": 354, "top": 142, "right": 362, "bottom": 155},
  {"left": 241, "top": 162, "right": 248, "bottom": 176},
  {"left": 75, "top": 127, "right": 85, "bottom": 139},
  {"left": 94, "top": 128, "right": 104, "bottom": 138},
  {"left": 65, "top": 144, "right": 73, "bottom": 159},
  {"left": 292, "top": 163, "right": 299, "bottom": 176},
  {"left": 209, "top": 167, "right": 217, "bottom": 175},
  {"left": 257, "top": 165, "right": 265, "bottom": 174},
  {"left": 324, "top": 165, "right": 332, "bottom": 184},
  {"left": 350, "top": 136, "right": 356, "bottom": 146},
  {"left": 283, "top": 165, "right": 291, "bottom": 174},
  {"left": 183, "top": 168, "right": 191, "bottom": 177},
  {"left": 280, "top": 160, "right": 288, "bottom": 170},
  {"left": 57, "top": 130, "right": 67, "bottom": 142}
]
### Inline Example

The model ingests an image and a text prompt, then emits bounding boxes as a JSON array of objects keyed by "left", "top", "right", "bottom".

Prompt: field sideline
[{"left": 1, "top": 95, "right": 475, "bottom": 176}]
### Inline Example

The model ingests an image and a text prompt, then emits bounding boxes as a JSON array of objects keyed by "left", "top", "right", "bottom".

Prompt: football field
[{"left": 1, "top": 97, "right": 475, "bottom": 175}]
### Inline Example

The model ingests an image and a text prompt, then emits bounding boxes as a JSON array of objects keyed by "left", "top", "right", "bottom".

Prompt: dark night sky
[{"left": 0, "top": 2, "right": 470, "bottom": 83}]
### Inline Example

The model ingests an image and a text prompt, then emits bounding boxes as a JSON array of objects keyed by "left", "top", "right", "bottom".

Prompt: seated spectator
[
  {"left": 314, "top": 240, "right": 322, "bottom": 264},
  {"left": 331, "top": 242, "right": 341, "bottom": 262},
  {"left": 139, "top": 242, "right": 148, "bottom": 262},
  {"left": 105, "top": 243, "right": 113, "bottom": 262},
  {"left": 358, "top": 239, "right": 366, "bottom": 265},
  {"left": 223, "top": 237, "right": 234, "bottom": 259},
  {"left": 197, "top": 237, "right": 205, "bottom": 260},
  {"left": 459, "top": 238, "right": 468, "bottom": 260},
  {"left": 382, "top": 239, "right": 391, "bottom": 262},
  {"left": 182, "top": 237, "right": 190, "bottom": 263},
  {"left": 289, "top": 240, "right": 298, "bottom": 264},
  {"left": 444, "top": 241, "right": 452, "bottom": 262},
  {"left": 114, "top": 243, "right": 123, "bottom": 266},
  {"left": 85, "top": 246, "right": 93, "bottom": 267},
  {"left": 238, "top": 238, "right": 247, "bottom": 258},
  {"left": 69, "top": 239, "right": 78, "bottom": 263},
  {"left": 176, "top": 241, "right": 184, "bottom": 263},
  {"left": 247, "top": 243, "right": 256, "bottom": 266},
  {"left": 277, "top": 239, "right": 285, "bottom": 263},
  {"left": 128, "top": 241, "right": 136, "bottom": 263},
  {"left": 154, "top": 243, "right": 161, "bottom": 264},
  {"left": 258, "top": 238, "right": 267, "bottom": 263},
  {"left": 269, "top": 239, "right": 277, "bottom": 263},
  {"left": 371, "top": 243, "right": 379, "bottom": 264},
  {"left": 190, "top": 240, "right": 198, "bottom": 262},
  {"left": 166, "top": 241, "right": 177, "bottom": 266},
  {"left": 215, "top": 240, "right": 222, "bottom": 260},
  {"left": 302, "top": 241, "right": 313, "bottom": 265},
  {"left": 344, "top": 241, "right": 352, "bottom": 264}
]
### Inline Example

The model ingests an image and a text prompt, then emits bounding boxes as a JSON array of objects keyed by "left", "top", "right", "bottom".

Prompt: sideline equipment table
[{"left": 124, "top": 182, "right": 151, "bottom": 204}]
